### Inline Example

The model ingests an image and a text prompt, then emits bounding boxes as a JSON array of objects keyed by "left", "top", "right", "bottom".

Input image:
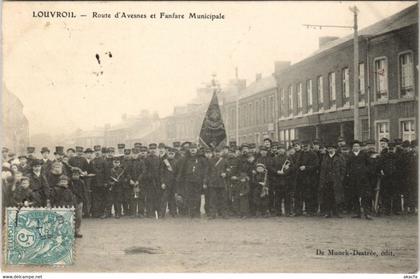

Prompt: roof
[
  {"left": 303, "top": 4, "right": 418, "bottom": 61},
  {"left": 238, "top": 75, "right": 277, "bottom": 100}
]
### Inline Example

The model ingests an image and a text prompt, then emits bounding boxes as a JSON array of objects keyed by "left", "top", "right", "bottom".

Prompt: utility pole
[
  {"left": 350, "top": 6, "right": 359, "bottom": 140},
  {"left": 235, "top": 67, "right": 239, "bottom": 144},
  {"left": 303, "top": 5, "right": 360, "bottom": 140}
]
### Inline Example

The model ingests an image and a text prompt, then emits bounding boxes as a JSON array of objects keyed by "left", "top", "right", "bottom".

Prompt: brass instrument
[{"left": 279, "top": 159, "right": 291, "bottom": 174}]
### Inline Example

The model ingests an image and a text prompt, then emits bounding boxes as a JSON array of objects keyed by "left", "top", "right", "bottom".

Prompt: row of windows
[
  {"left": 225, "top": 50, "right": 415, "bottom": 129},
  {"left": 376, "top": 119, "right": 416, "bottom": 151},
  {"left": 227, "top": 94, "right": 277, "bottom": 129}
]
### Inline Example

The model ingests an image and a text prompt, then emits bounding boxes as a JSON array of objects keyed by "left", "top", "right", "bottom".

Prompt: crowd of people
[{"left": 1, "top": 136, "right": 418, "bottom": 237}]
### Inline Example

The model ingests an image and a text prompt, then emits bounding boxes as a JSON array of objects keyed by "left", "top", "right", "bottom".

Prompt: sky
[{"left": 2, "top": 1, "right": 416, "bottom": 136}]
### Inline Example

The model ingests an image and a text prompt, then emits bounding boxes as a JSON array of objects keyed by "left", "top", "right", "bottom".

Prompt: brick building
[
  {"left": 222, "top": 4, "right": 417, "bottom": 147},
  {"left": 273, "top": 4, "right": 418, "bottom": 146}
]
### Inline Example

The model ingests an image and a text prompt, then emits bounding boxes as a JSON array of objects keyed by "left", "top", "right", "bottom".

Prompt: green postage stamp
[{"left": 5, "top": 207, "right": 75, "bottom": 265}]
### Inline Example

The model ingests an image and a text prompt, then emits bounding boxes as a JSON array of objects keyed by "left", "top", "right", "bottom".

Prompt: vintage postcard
[{"left": 1, "top": 0, "right": 418, "bottom": 276}]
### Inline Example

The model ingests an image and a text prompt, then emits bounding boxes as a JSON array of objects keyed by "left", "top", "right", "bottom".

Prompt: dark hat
[
  {"left": 31, "top": 159, "right": 43, "bottom": 166},
  {"left": 181, "top": 141, "right": 192, "bottom": 149},
  {"left": 204, "top": 147, "right": 213, "bottom": 153},
  {"left": 278, "top": 144, "right": 286, "bottom": 150},
  {"left": 240, "top": 143, "right": 249, "bottom": 150},
  {"left": 366, "top": 139, "right": 375, "bottom": 145},
  {"left": 71, "top": 167, "right": 82, "bottom": 175},
  {"left": 18, "top": 155, "right": 27, "bottom": 159},
  {"left": 75, "top": 146, "right": 84, "bottom": 153},
  {"left": 132, "top": 148, "right": 140, "bottom": 154},
  {"left": 326, "top": 142, "right": 337, "bottom": 148},
  {"left": 167, "top": 147, "right": 177, "bottom": 153},
  {"left": 84, "top": 148, "right": 94, "bottom": 154},
  {"left": 124, "top": 149, "right": 131, "bottom": 155},
  {"left": 292, "top": 139, "right": 301, "bottom": 146},
  {"left": 255, "top": 163, "right": 266, "bottom": 171},
  {"left": 229, "top": 141, "right": 237, "bottom": 147},
  {"left": 117, "top": 143, "right": 125, "bottom": 149},
  {"left": 139, "top": 146, "right": 148, "bottom": 152},
  {"left": 158, "top": 143, "right": 166, "bottom": 149},
  {"left": 149, "top": 143, "right": 157, "bottom": 149},
  {"left": 337, "top": 136, "right": 345, "bottom": 142},
  {"left": 59, "top": 175, "right": 69, "bottom": 182},
  {"left": 54, "top": 146, "right": 65, "bottom": 155},
  {"left": 410, "top": 139, "right": 417, "bottom": 147},
  {"left": 2, "top": 147, "right": 9, "bottom": 153},
  {"left": 249, "top": 143, "right": 256, "bottom": 149},
  {"left": 388, "top": 142, "right": 396, "bottom": 148},
  {"left": 402, "top": 140, "right": 411, "bottom": 148},
  {"left": 190, "top": 143, "right": 198, "bottom": 149},
  {"left": 134, "top": 142, "right": 142, "bottom": 148},
  {"left": 301, "top": 140, "right": 310, "bottom": 146},
  {"left": 108, "top": 147, "right": 115, "bottom": 153},
  {"left": 173, "top": 141, "right": 181, "bottom": 148},
  {"left": 27, "top": 147, "right": 35, "bottom": 153},
  {"left": 379, "top": 137, "right": 389, "bottom": 143},
  {"left": 94, "top": 145, "right": 101, "bottom": 151},
  {"left": 101, "top": 147, "right": 108, "bottom": 153},
  {"left": 67, "top": 148, "right": 75, "bottom": 153},
  {"left": 272, "top": 141, "right": 279, "bottom": 147},
  {"left": 394, "top": 138, "right": 403, "bottom": 146},
  {"left": 259, "top": 146, "right": 268, "bottom": 151},
  {"left": 351, "top": 140, "right": 362, "bottom": 146},
  {"left": 222, "top": 145, "right": 229, "bottom": 150},
  {"left": 312, "top": 139, "right": 321, "bottom": 145},
  {"left": 112, "top": 155, "right": 122, "bottom": 161},
  {"left": 342, "top": 145, "right": 350, "bottom": 151},
  {"left": 263, "top": 138, "right": 272, "bottom": 143}
]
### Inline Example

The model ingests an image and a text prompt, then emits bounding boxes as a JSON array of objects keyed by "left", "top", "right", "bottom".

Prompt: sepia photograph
[{"left": 1, "top": 1, "right": 418, "bottom": 276}]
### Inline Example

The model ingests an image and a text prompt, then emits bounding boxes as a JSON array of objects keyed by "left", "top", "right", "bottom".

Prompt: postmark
[{"left": 5, "top": 207, "right": 75, "bottom": 265}]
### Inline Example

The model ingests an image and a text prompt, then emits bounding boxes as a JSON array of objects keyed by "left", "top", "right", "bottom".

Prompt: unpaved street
[{"left": 4, "top": 215, "right": 418, "bottom": 273}]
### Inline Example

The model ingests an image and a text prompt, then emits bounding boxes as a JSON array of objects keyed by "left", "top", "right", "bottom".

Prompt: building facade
[
  {"left": 2, "top": 87, "right": 29, "bottom": 153},
  {"left": 223, "top": 4, "right": 418, "bottom": 147}
]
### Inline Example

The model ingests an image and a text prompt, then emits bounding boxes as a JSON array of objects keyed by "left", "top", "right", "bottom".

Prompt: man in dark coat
[
  {"left": 18, "top": 156, "right": 32, "bottom": 177},
  {"left": 129, "top": 147, "right": 146, "bottom": 217},
  {"left": 91, "top": 146, "right": 110, "bottom": 218},
  {"left": 176, "top": 143, "right": 207, "bottom": 218},
  {"left": 271, "top": 144, "right": 291, "bottom": 216},
  {"left": 319, "top": 143, "right": 346, "bottom": 218},
  {"left": 295, "top": 140, "right": 319, "bottom": 216},
  {"left": 346, "top": 140, "right": 373, "bottom": 220},
  {"left": 159, "top": 147, "right": 178, "bottom": 217},
  {"left": 107, "top": 156, "right": 125, "bottom": 218},
  {"left": 225, "top": 146, "right": 240, "bottom": 216},
  {"left": 121, "top": 148, "right": 134, "bottom": 216},
  {"left": 40, "top": 147, "right": 53, "bottom": 176},
  {"left": 377, "top": 138, "right": 398, "bottom": 215},
  {"left": 29, "top": 159, "right": 50, "bottom": 206},
  {"left": 144, "top": 143, "right": 161, "bottom": 218},
  {"left": 206, "top": 148, "right": 228, "bottom": 219}
]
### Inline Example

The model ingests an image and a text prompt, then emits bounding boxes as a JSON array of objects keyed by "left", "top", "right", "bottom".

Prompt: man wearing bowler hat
[
  {"left": 40, "top": 147, "right": 52, "bottom": 175},
  {"left": 347, "top": 140, "right": 372, "bottom": 220},
  {"left": 319, "top": 143, "right": 345, "bottom": 218}
]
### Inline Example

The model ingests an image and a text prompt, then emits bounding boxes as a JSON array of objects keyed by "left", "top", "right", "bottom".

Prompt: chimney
[
  {"left": 256, "top": 73, "right": 262, "bottom": 81},
  {"left": 318, "top": 36, "right": 339, "bottom": 48},
  {"left": 274, "top": 61, "right": 291, "bottom": 74}
]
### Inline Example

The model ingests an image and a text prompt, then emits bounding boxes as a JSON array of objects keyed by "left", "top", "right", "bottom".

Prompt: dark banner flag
[{"left": 199, "top": 91, "right": 227, "bottom": 149}]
